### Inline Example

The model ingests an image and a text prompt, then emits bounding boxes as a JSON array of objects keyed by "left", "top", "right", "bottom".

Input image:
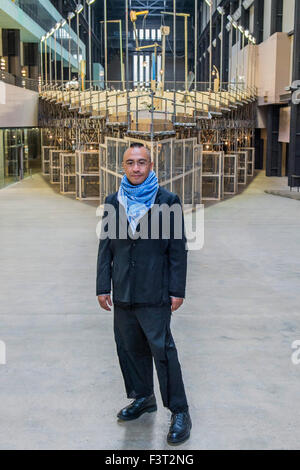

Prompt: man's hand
[
  {"left": 171, "top": 297, "right": 184, "bottom": 312},
  {"left": 98, "top": 294, "right": 112, "bottom": 311}
]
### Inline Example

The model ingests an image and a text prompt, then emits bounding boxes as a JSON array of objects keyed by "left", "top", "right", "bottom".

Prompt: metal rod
[
  {"left": 77, "top": 11, "right": 80, "bottom": 86},
  {"left": 247, "top": 39, "right": 251, "bottom": 89},
  {"left": 104, "top": 0, "right": 107, "bottom": 88},
  {"left": 252, "top": 42, "right": 256, "bottom": 93},
  {"left": 150, "top": 90, "right": 154, "bottom": 140},
  {"left": 220, "top": 12, "right": 223, "bottom": 90},
  {"left": 162, "top": 11, "right": 189, "bottom": 92},
  {"left": 40, "top": 40, "right": 43, "bottom": 84},
  {"left": 194, "top": 0, "right": 197, "bottom": 91},
  {"left": 162, "top": 29, "right": 166, "bottom": 92},
  {"left": 119, "top": 20, "right": 125, "bottom": 90},
  {"left": 209, "top": 0, "right": 212, "bottom": 90},
  {"left": 88, "top": 4, "right": 92, "bottom": 84},
  {"left": 242, "top": 31, "right": 245, "bottom": 89},
  {"left": 125, "top": 0, "right": 129, "bottom": 91},
  {"left": 45, "top": 39, "right": 47, "bottom": 85},
  {"left": 54, "top": 33, "right": 57, "bottom": 85},
  {"left": 184, "top": 15, "right": 188, "bottom": 92},
  {"left": 61, "top": 29, "right": 63, "bottom": 87},
  {"left": 173, "top": 0, "right": 176, "bottom": 91},
  {"left": 252, "top": 42, "right": 255, "bottom": 90},
  {"left": 236, "top": 29, "right": 240, "bottom": 85},
  {"left": 49, "top": 36, "right": 52, "bottom": 84},
  {"left": 100, "top": 19, "right": 125, "bottom": 90},
  {"left": 68, "top": 18, "right": 71, "bottom": 82},
  {"left": 229, "top": 26, "right": 232, "bottom": 86},
  {"left": 249, "top": 41, "right": 252, "bottom": 90}
]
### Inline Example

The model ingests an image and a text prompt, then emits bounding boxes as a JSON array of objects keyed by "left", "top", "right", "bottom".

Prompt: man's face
[{"left": 122, "top": 146, "right": 153, "bottom": 185}]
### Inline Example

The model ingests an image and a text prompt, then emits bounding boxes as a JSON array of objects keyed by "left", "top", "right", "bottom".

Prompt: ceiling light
[
  {"left": 75, "top": 4, "right": 84, "bottom": 13},
  {"left": 243, "top": 0, "right": 254, "bottom": 9}
]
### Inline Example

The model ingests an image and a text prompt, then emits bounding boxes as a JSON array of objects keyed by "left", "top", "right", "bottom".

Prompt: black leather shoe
[
  {"left": 117, "top": 394, "right": 157, "bottom": 421},
  {"left": 167, "top": 411, "right": 192, "bottom": 445}
]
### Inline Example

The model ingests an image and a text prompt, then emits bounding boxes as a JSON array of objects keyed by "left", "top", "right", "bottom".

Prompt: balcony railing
[{"left": 0, "top": 71, "right": 39, "bottom": 92}]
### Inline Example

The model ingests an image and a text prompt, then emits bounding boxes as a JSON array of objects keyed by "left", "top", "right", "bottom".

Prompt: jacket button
[{"left": 131, "top": 261, "right": 135, "bottom": 267}]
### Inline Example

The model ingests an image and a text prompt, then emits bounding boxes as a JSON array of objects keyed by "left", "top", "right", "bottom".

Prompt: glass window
[
  {"left": 13, "top": 1, "right": 84, "bottom": 62},
  {"left": 145, "top": 55, "right": 150, "bottom": 85},
  {"left": 133, "top": 54, "right": 138, "bottom": 85},
  {"left": 0, "top": 128, "right": 40, "bottom": 189},
  {"left": 157, "top": 54, "right": 162, "bottom": 82},
  {"left": 139, "top": 55, "right": 144, "bottom": 84}
]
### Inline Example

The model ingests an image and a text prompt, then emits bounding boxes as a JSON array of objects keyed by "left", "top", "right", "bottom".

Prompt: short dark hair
[{"left": 130, "top": 143, "right": 144, "bottom": 149}]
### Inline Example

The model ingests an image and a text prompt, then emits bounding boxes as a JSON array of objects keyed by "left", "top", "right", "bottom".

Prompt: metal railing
[
  {"left": 39, "top": 79, "right": 258, "bottom": 133},
  {"left": 0, "top": 71, "right": 39, "bottom": 92}
]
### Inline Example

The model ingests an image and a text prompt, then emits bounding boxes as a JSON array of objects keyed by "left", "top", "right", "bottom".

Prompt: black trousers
[{"left": 113, "top": 302, "right": 189, "bottom": 413}]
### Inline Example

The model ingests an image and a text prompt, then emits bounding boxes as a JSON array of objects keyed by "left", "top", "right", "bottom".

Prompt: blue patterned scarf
[{"left": 117, "top": 170, "right": 159, "bottom": 234}]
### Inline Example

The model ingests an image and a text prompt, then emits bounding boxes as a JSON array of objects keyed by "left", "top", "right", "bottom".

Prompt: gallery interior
[
  {"left": 1, "top": 0, "right": 299, "bottom": 197},
  {"left": 0, "top": 0, "right": 300, "bottom": 451}
]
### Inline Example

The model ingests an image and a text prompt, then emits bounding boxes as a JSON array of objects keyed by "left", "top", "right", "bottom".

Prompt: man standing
[{"left": 96, "top": 143, "right": 191, "bottom": 445}]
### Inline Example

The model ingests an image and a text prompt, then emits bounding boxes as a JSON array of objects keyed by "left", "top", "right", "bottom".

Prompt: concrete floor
[{"left": 0, "top": 171, "right": 299, "bottom": 450}]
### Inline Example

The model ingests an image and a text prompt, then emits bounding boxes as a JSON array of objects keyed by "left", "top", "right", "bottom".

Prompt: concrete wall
[
  {"left": 0, "top": 81, "right": 38, "bottom": 127},
  {"left": 274, "top": 33, "right": 292, "bottom": 99},
  {"left": 263, "top": 0, "right": 272, "bottom": 41},
  {"left": 256, "top": 32, "right": 291, "bottom": 106},
  {"left": 282, "top": 0, "right": 295, "bottom": 33},
  {"left": 262, "top": 0, "right": 295, "bottom": 38},
  {"left": 278, "top": 106, "right": 291, "bottom": 143},
  {"left": 229, "top": 40, "right": 257, "bottom": 89},
  {"left": 260, "top": 127, "right": 267, "bottom": 170}
]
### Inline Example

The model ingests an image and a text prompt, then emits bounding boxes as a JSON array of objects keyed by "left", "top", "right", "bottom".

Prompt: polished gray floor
[{"left": 0, "top": 171, "right": 299, "bottom": 450}]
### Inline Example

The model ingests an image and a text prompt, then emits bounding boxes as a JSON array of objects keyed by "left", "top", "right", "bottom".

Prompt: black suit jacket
[{"left": 96, "top": 185, "right": 188, "bottom": 307}]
